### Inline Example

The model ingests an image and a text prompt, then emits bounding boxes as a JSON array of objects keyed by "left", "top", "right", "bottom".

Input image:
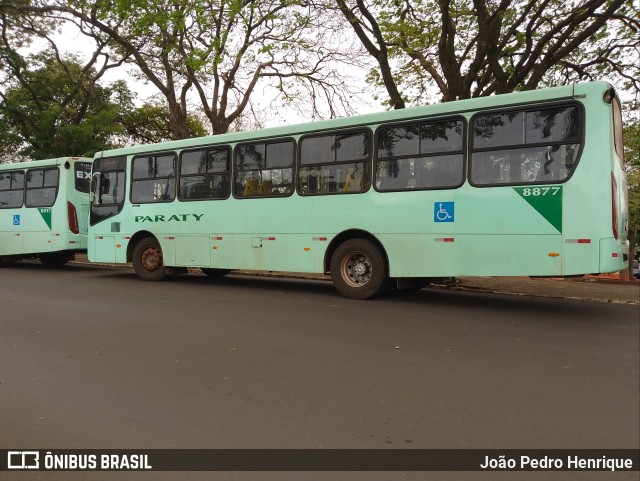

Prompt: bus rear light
[
  {"left": 612, "top": 253, "right": 619, "bottom": 258},
  {"left": 67, "top": 201, "right": 79, "bottom": 235},
  {"left": 611, "top": 173, "right": 618, "bottom": 240}
]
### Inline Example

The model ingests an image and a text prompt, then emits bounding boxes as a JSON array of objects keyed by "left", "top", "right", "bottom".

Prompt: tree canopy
[
  {"left": 333, "top": 0, "right": 640, "bottom": 108},
  {"left": 1, "top": 0, "right": 638, "bottom": 146},
  {"left": 1, "top": 0, "right": 364, "bottom": 138},
  {"left": 0, "top": 52, "right": 132, "bottom": 160}
]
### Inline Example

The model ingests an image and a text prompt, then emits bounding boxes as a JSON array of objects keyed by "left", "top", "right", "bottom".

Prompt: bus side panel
[
  {"left": 92, "top": 235, "right": 116, "bottom": 263},
  {"left": 0, "top": 211, "right": 22, "bottom": 255},
  {"left": 455, "top": 186, "right": 562, "bottom": 276},
  {"left": 379, "top": 234, "right": 455, "bottom": 277},
  {"left": 14, "top": 204, "right": 54, "bottom": 255}
]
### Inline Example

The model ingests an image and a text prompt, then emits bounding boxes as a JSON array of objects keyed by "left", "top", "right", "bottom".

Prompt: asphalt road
[{"left": 0, "top": 262, "right": 638, "bottom": 481}]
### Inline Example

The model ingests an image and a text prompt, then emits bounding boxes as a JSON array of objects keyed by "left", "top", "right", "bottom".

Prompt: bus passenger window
[
  {"left": 234, "top": 140, "right": 293, "bottom": 198},
  {"left": 471, "top": 105, "right": 581, "bottom": 186},
  {"left": 376, "top": 119, "right": 464, "bottom": 191},
  {"left": 131, "top": 153, "right": 176, "bottom": 203},
  {"left": 179, "top": 147, "right": 230, "bottom": 201},
  {"left": 26, "top": 168, "right": 59, "bottom": 207},
  {"left": 0, "top": 171, "right": 24, "bottom": 209},
  {"left": 299, "top": 131, "right": 371, "bottom": 195}
]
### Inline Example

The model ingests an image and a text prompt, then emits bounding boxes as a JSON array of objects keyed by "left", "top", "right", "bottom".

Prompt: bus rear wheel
[
  {"left": 132, "top": 237, "right": 166, "bottom": 281},
  {"left": 330, "top": 238, "right": 389, "bottom": 299}
]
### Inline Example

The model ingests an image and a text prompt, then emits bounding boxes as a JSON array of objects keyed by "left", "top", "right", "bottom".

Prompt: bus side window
[
  {"left": 299, "top": 130, "right": 371, "bottom": 195},
  {"left": 131, "top": 153, "right": 176, "bottom": 204},
  {"left": 234, "top": 140, "right": 293, "bottom": 198},
  {"left": 0, "top": 171, "right": 25, "bottom": 209},
  {"left": 376, "top": 119, "right": 464, "bottom": 191},
  {"left": 179, "top": 148, "right": 230, "bottom": 201},
  {"left": 471, "top": 105, "right": 581, "bottom": 186},
  {"left": 25, "top": 168, "right": 59, "bottom": 208}
]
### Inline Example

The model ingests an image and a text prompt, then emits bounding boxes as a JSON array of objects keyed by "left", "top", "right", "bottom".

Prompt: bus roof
[
  {"left": 0, "top": 156, "right": 92, "bottom": 170},
  {"left": 93, "top": 80, "right": 612, "bottom": 159}
]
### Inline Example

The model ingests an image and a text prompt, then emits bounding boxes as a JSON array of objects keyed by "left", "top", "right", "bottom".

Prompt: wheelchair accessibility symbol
[
  {"left": 13, "top": 214, "right": 21, "bottom": 226},
  {"left": 434, "top": 202, "right": 454, "bottom": 223}
]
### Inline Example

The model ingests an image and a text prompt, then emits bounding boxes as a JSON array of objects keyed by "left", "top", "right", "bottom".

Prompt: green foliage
[
  {"left": 121, "top": 100, "right": 207, "bottom": 144},
  {"left": 0, "top": 52, "right": 132, "bottom": 159},
  {"left": 0, "top": 50, "right": 192, "bottom": 160},
  {"left": 624, "top": 123, "right": 639, "bottom": 168},
  {"left": 624, "top": 123, "right": 640, "bottom": 254}
]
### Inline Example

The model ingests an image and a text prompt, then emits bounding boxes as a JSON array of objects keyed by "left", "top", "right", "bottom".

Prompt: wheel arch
[
  {"left": 126, "top": 230, "right": 156, "bottom": 263},
  {"left": 323, "top": 229, "right": 389, "bottom": 274}
]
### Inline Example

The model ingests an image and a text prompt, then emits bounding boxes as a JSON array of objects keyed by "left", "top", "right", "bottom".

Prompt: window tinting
[
  {"left": 0, "top": 171, "right": 24, "bottom": 209},
  {"left": 234, "top": 140, "right": 293, "bottom": 197},
  {"left": 471, "top": 105, "right": 582, "bottom": 186},
  {"left": 26, "top": 168, "right": 59, "bottom": 207},
  {"left": 376, "top": 120, "right": 464, "bottom": 191},
  {"left": 299, "top": 130, "right": 371, "bottom": 195},
  {"left": 131, "top": 153, "right": 177, "bottom": 203},
  {"left": 179, "top": 148, "right": 230, "bottom": 200}
]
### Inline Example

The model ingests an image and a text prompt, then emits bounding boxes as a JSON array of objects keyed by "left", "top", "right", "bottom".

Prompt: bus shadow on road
[{"left": 392, "top": 285, "right": 628, "bottom": 323}]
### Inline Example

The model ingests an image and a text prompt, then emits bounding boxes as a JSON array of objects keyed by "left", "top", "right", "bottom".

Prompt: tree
[
  {"left": 0, "top": 49, "right": 199, "bottom": 160},
  {"left": 0, "top": 52, "right": 132, "bottom": 159},
  {"left": 624, "top": 122, "right": 639, "bottom": 265},
  {"left": 1, "top": 0, "right": 365, "bottom": 138},
  {"left": 334, "top": 0, "right": 640, "bottom": 107}
]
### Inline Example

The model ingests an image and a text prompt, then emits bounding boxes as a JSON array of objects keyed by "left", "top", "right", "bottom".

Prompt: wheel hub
[
  {"left": 344, "top": 253, "right": 372, "bottom": 286},
  {"left": 141, "top": 247, "right": 161, "bottom": 271}
]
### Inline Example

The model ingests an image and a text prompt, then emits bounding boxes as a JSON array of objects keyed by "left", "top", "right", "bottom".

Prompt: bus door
[{"left": 89, "top": 156, "right": 126, "bottom": 263}]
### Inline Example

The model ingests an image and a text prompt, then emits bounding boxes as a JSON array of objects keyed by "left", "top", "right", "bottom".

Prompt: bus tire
[
  {"left": 330, "top": 238, "right": 389, "bottom": 299},
  {"left": 132, "top": 237, "right": 166, "bottom": 281},
  {"left": 201, "top": 268, "right": 232, "bottom": 278}
]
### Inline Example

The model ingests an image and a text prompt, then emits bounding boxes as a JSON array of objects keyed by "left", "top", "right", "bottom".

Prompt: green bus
[
  {"left": 88, "top": 81, "right": 628, "bottom": 299},
  {"left": 0, "top": 157, "right": 92, "bottom": 266}
]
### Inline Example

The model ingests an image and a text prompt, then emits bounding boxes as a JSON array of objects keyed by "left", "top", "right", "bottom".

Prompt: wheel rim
[
  {"left": 141, "top": 246, "right": 162, "bottom": 272},
  {"left": 340, "top": 251, "right": 372, "bottom": 287}
]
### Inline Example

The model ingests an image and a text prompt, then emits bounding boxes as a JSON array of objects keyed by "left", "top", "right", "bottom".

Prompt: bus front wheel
[
  {"left": 330, "top": 239, "right": 389, "bottom": 299},
  {"left": 132, "top": 237, "right": 166, "bottom": 281}
]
